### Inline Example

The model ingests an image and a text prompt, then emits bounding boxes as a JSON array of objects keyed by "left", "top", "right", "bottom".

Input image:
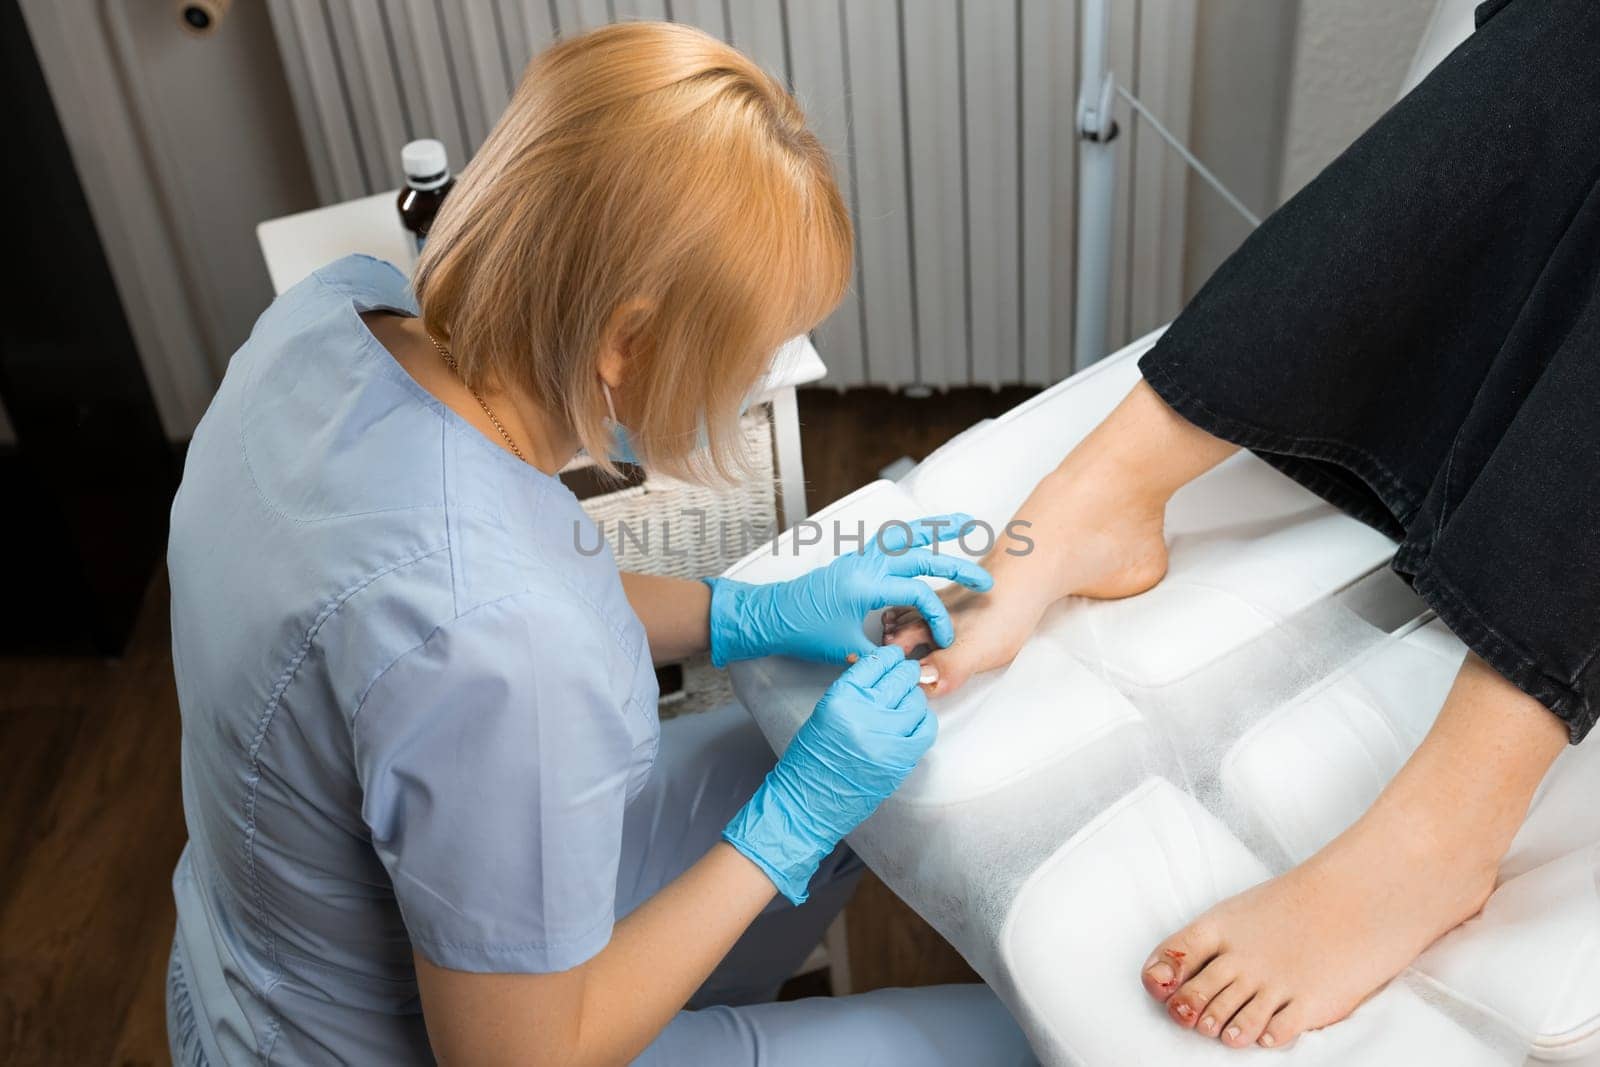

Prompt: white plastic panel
[
  {"left": 724, "top": 479, "right": 925, "bottom": 588},
  {"left": 899, "top": 340, "right": 1150, "bottom": 525},
  {"left": 1001, "top": 778, "right": 1509, "bottom": 1066}
]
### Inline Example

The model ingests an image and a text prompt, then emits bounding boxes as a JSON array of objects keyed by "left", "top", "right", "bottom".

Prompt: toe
[
  {"left": 1223, "top": 991, "right": 1285, "bottom": 1048},
  {"left": 1258, "top": 1002, "right": 1310, "bottom": 1049},
  {"left": 919, "top": 648, "right": 970, "bottom": 696},
  {"left": 1166, "top": 957, "right": 1237, "bottom": 1029},
  {"left": 1142, "top": 923, "right": 1220, "bottom": 1001},
  {"left": 1196, "top": 980, "right": 1250, "bottom": 1040},
  {"left": 883, "top": 618, "right": 934, "bottom": 657}
]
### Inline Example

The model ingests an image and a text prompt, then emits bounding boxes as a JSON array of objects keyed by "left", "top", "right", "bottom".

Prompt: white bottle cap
[{"left": 401, "top": 139, "right": 450, "bottom": 189}]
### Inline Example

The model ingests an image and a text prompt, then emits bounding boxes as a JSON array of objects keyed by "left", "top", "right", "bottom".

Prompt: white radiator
[{"left": 267, "top": 0, "right": 1195, "bottom": 389}]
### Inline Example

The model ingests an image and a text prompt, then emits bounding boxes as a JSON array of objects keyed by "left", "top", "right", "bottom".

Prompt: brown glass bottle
[{"left": 397, "top": 139, "right": 454, "bottom": 254}]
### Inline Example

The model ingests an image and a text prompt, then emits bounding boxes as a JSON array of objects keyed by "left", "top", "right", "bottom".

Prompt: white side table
[{"left": 257, "top": 193, "right": 825, "bottom": 521}]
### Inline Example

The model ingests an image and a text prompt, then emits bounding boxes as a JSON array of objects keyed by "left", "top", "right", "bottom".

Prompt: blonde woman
[{"left": 164, "top": 23, "right": 1030, "bottom": 1067}]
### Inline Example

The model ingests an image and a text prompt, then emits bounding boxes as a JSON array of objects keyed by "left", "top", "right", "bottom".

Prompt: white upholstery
[
  {"left": 725, "top": 329, "right": 1598, "bottom": 1064},
  {"left": 1418, "top": 845, "right": 1600, "bottom": 1062},
  {"left": 1220, "top": 621, "right": 1466, "bottom": 865}
]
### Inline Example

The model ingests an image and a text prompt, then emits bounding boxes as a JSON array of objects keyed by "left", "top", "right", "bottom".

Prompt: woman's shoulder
[
  {"left": 314, "top": 528, "right": 640, "bottom": 737},
  {"left": 445, "top": 485, "right": 645, "bottom": 662}
]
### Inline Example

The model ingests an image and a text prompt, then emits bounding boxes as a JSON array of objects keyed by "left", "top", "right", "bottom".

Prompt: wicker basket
[{"left": 572, "top": 409, "right": 778, "bottom": 717}]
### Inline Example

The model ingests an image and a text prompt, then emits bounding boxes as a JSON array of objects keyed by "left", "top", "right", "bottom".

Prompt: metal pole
[{"left": 1073, "top": 0, "right": 1118, "bottom": 372}]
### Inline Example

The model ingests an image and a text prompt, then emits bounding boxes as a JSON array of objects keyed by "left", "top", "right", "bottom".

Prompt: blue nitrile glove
[
  {"left": 705, "top": 513, "right": 993, "bottom": 667},
  {"left": 723, "top": 645, "right": 936, "bottom": 903}
]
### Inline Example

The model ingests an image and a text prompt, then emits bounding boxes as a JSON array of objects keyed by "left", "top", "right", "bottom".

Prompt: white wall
[
  {"left": 1178, "top": 0, "right": 1438, "bottom": 301},
  {"left": 18, "top": 0, "right": 315, "bottom": 443},
  {"left": 1181, "top": 0, "right": 1300, "bottom": 300},
  {"left": 1278, "top": 0, "right": 1435, "bottom": 200}
]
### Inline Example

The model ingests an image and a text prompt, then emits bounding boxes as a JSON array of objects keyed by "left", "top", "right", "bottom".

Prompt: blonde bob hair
[{"left": 414, "top": 21, "right": 853, "bottom": 480}]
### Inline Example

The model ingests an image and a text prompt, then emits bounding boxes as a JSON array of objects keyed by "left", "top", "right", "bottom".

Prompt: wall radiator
[{"left": 267, "top": 0, "right": 1195, "bottom": 389}]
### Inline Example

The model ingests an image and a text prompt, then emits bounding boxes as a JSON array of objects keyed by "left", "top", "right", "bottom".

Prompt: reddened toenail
[{"left": 1174, "top": 1003, "right": 1194, "bottom": 1020}]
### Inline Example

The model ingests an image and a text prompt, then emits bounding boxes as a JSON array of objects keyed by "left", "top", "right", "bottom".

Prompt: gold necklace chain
[{"left": 426, "top": 332, "right": 528, "bottom": 463}]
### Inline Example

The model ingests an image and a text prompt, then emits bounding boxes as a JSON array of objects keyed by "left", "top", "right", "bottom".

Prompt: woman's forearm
[
  {"left": 574, "top": 843, "right": 776, "bottom": 1062},
  {"left": 417, "top": 843, "right": 775, "bottom": 1067},
  {"left": 621, "top": 572, "right": 711, "bottom": 664}
]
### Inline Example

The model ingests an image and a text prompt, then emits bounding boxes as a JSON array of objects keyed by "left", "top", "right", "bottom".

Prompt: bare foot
[
  {"left": 1144, "top": 655, "right": 1568, "bottom": 1050},
  {"left": 882, "top": 466, "right": 1170, "bottom": 695},
  {"left": 1143, "top": 790, "right": 1498, "bottom": 1049},
  {"left": 883, "top": 380, "right": 1240, "bottom": 695}
]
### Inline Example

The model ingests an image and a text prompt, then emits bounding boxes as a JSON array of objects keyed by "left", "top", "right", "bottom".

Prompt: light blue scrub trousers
[{"left": 168, "top": 702, "right": 1035, "bottom": 1065}]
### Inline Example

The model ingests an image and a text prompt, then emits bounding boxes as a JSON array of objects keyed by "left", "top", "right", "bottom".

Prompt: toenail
[
  {"left": 1260, "top": 1033, "right": 1276, "bottom": 1047},
  {"left": 1147, "top": 962, "right": 1174, "bottom": 987},
  {"left": 1200, "top": 1017, "right": 1217, "bottom": 1034},
  {"left": 1225, "top": 1026, "right": 1241, "bottom": 1041},
  {"left": 1174, "top": 1003, "right": 1194, "bottom": 1020}
]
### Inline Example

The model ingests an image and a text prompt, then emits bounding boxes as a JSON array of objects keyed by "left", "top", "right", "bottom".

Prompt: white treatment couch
[{"left": 724, "top": 330, "right": 1600, "bottom": 1066}]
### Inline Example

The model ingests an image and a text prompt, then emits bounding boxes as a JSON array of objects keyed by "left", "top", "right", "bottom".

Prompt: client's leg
[
  {"left": 1147, "top": 654, "right": 1566, "bottom": 1049},
  {"left": 883, "top": 379, "right": 1237, "bottom": 694}
]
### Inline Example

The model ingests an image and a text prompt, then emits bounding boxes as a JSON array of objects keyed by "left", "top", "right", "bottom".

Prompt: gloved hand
[
  {"left": 705, "top": 513, "right": 993, "bottom": 667},
  {"left": 723, "top": 645, "right": 936, "bottom": 903}
]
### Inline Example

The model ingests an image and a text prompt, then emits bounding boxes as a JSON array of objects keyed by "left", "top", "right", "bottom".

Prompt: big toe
[
  {"left": 917, "top": 646, "right": 979, "bottom": 697},
  {"left": 1142, "top": 923, "right": 1220, "bottom": 1002}
]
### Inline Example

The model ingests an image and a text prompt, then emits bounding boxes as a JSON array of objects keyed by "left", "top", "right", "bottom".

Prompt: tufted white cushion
[{"left": 1418, "top": 845, "right": 1600, "bottom": 1062}]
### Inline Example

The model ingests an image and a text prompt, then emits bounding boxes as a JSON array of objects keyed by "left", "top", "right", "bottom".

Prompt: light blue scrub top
[{"left": 167, "top": 255, "right": 661, "bottom": 1064}]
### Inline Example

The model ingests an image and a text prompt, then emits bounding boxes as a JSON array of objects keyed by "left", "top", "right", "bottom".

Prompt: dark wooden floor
[
  {"left": 0, "top": 574, "right": 185, "bottom": 1066},
  {"left": 0, "top": 384, "right": 1036, "bottom": 1065}
]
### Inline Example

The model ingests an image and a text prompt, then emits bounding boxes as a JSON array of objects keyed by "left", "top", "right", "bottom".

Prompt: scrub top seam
[
  {"left": 306, "top": 257, "right": 628, "bottom": 650},
  {"left": 441, "top": 421, "right": 458, "bottom": 617},
  {"left": 317, "top": 258, "right": 563, "bottom": 496},
  {"left": 243, "top": 541, "right": 450, "bottom": 990}
]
